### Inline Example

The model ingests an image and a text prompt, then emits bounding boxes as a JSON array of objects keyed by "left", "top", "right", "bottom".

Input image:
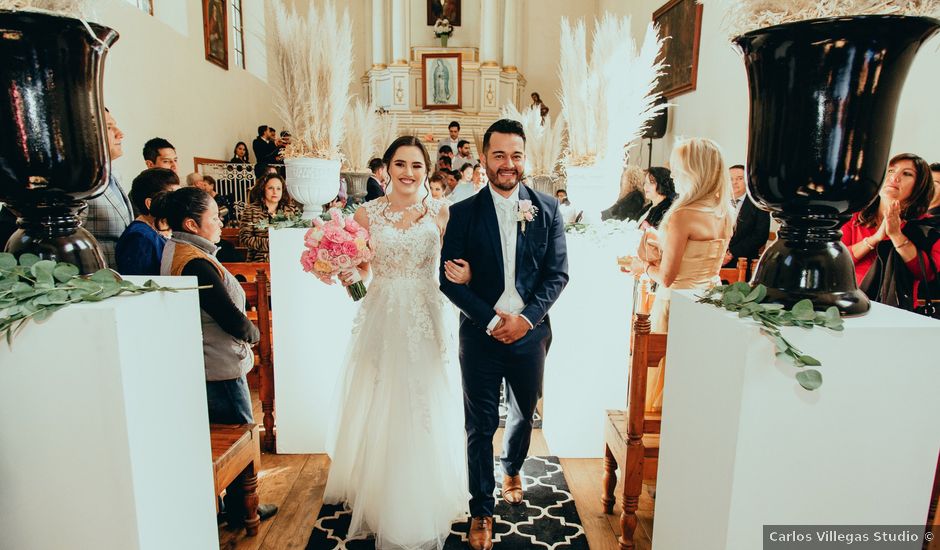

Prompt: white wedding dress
[{"left": 323, "top": 197, "right": 469, "bottom": 550}]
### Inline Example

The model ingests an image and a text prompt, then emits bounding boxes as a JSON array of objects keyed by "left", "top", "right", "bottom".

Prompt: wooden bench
[
  {"left": 211, "top": 423, "right": 261, "bottom": 536},
  {"left": 239, "top": 268, "right": 276, "bottom": 453},
  {"left": 604, "top": 287, "right": 668, "bottom": 550},
  {"left": 221, "top": 227, "right": 248, "bottom": 261}
]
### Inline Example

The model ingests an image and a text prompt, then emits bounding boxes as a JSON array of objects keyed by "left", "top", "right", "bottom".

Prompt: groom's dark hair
[{"left": 482, "top": 119, "right": 526, "bottom": 154}]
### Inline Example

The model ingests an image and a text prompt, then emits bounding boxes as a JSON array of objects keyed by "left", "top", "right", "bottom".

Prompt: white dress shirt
[{"left": 486, "top": 185, "right": 533, "bottom": 333}]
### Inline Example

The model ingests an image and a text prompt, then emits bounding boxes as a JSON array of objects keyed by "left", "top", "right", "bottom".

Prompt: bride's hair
[
  {"left": 660, "top": 137, "right": 735, "bottom": 234},
  {"left": 381, "top": 135, "right": 432, "bottom": 220}
]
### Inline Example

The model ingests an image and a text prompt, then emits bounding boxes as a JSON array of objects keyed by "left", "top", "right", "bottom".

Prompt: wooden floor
[{"left": 218, "top": 391, "right": 654, "bottom": 549}]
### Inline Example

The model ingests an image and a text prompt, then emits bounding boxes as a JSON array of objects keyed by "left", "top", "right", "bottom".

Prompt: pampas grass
[
  {"left": 268, "top": 0, "right": 353, "bottom": 160},
  {"left": 500, "top": 104, "right": 567, "bottom": 177},
  {"left": 558, "top": 14, "right": 665, "bottom": 169},
  {"left": 702, "top": 0, "right": 940, "bottom": 36},
  {"left": 341, "top": 99, "right": 381, "bottom": 172},
  {"left": 0, "top": 0, "right": 83, "bottom": 14},
  {"left": 376, "top": 111, "right": 399, "bottom": 157}
]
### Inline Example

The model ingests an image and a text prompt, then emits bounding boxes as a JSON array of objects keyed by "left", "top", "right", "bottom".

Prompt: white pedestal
[
  {"left": 542, "top": 229, "right": 641, "bottom": 457},
  {"left": 653, "top": 291, "right": 940, "bottom": 550},
  {"left": 0, "top": 278, "right": 217, "bottom": 550},
  {"left": 269, "top": 229, "right": 357, "bottom": 454}
]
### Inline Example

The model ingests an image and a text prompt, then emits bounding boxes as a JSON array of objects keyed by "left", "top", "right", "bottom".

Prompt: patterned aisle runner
[{"left": 306, "top": 456, "right": 588, "bottom": 549}]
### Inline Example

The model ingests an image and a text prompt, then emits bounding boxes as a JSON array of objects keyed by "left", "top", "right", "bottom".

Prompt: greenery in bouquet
[
  {"left": 696, "top": 282, "right": 845, "bottom": 391},
  {"left": 0, "top": 253, "right": 201, "bottom": 346}
]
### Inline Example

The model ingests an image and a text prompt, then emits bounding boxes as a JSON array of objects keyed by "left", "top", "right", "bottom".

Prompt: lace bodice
[{"left": 361, "top": 198, "right": 446, "bottom": 282}]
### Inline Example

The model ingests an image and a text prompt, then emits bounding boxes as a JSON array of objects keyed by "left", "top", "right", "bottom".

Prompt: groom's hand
[{"left": 491, "top": 311, "right": 530, "bottom": 344}]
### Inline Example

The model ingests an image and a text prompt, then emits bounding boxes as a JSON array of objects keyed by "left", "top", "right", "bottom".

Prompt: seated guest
[
  {"left": 365, "top": 157, "right": 387, "bottom": 202},
  {"left": 635, "top": 167, "right": 676, "bottom": 229},
  {"left": 143, "top": 137, "right": 179, "bottom": 174},
  {"left": 723, "top": 164, "right": 771, "bottom": 268},
  {"left": 627, "top": 138, "right": 734, "bottom": 410},
  {"left": 556, "top": 188, "right": 581, "bottom": 224},
  {"left": 429, "top": 172, "right": 448, "bottom": 201},
  {"left": 436, "top": 151, "right": 453, "bottom": 173},
  {"left": 238, "top": 173, "right": 300, "bottom": 262},
  {"left": 155, "top": 187, "right": 277, "bottom": 525},
  {"left": 602, "top": 165, "right": 648, "bottom": 221},
  {"left": 115, "top": 168, "right": 180, "bottom": 275},
  {"left": 448, "top": 164, "right": 478, "bottom": 203},
  {"left": 189, "top": 173, "right": 236, "bottom": 227},
  {"left": 843, "top": 153, "right": 940, "bottom": 310},
  {"left": 929, "top": 162, "right": 940, "bottom": 214},
  {"left": 84, "top": 108, "right": 134, "bottom": 267},
  {"left": 230, "top": 141, "right": 250, "bottom": 164}
]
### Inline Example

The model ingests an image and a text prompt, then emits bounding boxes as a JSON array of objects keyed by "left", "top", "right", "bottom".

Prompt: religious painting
[
  {"left": 653, "top": 0, "right": 703, "bottom": 98},
  {"left": 422, "top": 53, "right": 462, "bottom": 110},
  {"left": 202, "top": 0, "right": 228, "bottom": 70},
  {"left": 427, "top": 0, "right": 461, "bottom": 26}
]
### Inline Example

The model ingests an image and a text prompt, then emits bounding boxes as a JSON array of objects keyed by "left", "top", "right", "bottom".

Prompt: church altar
[
  {"left": 652, "top": 291, "right": 940, "bottom": 549},
  {"left": 0, "top": 278, "right": 218, "bottom": 550}
]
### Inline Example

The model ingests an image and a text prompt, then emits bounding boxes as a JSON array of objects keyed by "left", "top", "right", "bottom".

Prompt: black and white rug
[
  {"left": 306, "top": 456, "right": 588, "bottom": 549},
  {"left": 498, "top": 381, "right": 543, "bottom": 429}
]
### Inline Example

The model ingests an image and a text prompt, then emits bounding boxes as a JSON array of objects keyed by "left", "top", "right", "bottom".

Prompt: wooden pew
[
  {"left": 603, "top": 286, "right": 668, "bottom": 550},
  {"left": 211, "top": 423, "right": 261, "bottom": 536},
  {"left": 240, "top": 268, "right": 276, "bottom": 453}
]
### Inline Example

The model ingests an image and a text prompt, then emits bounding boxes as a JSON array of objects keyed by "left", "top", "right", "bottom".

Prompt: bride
[{"left": 323, "top": 135, "right": 470, "bottom": 549}]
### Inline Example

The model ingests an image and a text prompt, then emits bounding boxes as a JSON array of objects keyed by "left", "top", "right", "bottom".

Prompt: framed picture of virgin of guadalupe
[
  {"left": 653, "top": 0, "right": 703, "bottom": 98},
  {"left": 422, "top": 53, "right": 462, "bottom": 110}
]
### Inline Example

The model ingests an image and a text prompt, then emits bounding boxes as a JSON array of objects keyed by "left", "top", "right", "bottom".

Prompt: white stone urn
[{"left": 284, "top": 157, "right": 342, "bottom": 220}]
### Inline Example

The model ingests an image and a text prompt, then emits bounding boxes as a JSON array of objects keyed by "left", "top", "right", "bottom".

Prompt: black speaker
[{"left": 642, "top": 96, "right": 668, "bottom": 139}]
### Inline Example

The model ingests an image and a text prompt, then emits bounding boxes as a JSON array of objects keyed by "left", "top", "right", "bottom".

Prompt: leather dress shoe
[
  {"left": 501, "top": 474, "right": 523, "bottom": 505},
  {"left": 224, "top": 503, "right": 278, "bottom": 527},
  {"left": 468, "top": 516, "right": 494, "bottom": 550}
]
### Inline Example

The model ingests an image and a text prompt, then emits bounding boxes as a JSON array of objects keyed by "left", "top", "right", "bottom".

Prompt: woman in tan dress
[{"left": 629, "top": 137, "right": 735, "bottom": 410}]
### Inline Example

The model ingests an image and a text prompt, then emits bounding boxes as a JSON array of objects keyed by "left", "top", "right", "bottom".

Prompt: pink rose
[
  {"left": 524, "top": 211, "right": 535, "bottom": 222},
  {"left": 317, "top": 248, "right": 331, "bottom": 262},
  {"left": 518, "top": 199, "right": 533, "bottom": 211},
  {"left": 345, "top": 218, "right": 360, "bottom": 232},
  {"left": 341, "top": 241, "right": 359, "bottom": 257},
  {"left": 323, "top": 226, "right": 344, "bottom": 243},
  {"left": 329, "top": 208, "right": 343, "bottom": 224},
  {"left": 299, "top": 250, "right": 316, "bottom": 271},
  {"left": 335, "top": 254, "right": 353, "bottom": 269}
]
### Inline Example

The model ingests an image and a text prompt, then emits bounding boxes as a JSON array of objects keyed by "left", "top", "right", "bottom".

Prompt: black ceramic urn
[
  {"left": 0, "top": 11, "right": 119, "bottom": 273},
  {"left": 735, "top": 16, "right": 940, "bottom": 315}
]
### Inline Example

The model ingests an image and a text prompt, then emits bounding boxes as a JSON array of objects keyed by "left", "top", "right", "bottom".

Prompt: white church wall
[
  {"left": 96, "top": 0, "right": 280, "bottom": 184},
  {"left": 410, "top": 0, "right": 483, "bottom": 51},
  {"left": 599, "top": 0, "right": 940, "bottom": 168}
]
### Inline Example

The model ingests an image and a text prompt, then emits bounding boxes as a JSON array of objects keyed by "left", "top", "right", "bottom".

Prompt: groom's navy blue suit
[{"left": 440, "top": 184, "right": 568, "bottom": 517}]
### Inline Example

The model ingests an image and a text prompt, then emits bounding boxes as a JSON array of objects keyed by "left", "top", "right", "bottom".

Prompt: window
[
  {"left": 127, "top": 0, "right": 153, "bottom": 15},
  {"left": 231, "top": 0, "right": 245, "bottom": 69}
]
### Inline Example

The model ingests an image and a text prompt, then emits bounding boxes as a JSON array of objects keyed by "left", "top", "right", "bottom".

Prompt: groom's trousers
[{"left": 459, "top": 318, "right": 552, "bottom": 518}]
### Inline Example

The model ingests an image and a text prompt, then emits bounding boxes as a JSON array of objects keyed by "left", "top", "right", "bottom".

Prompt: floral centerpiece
[
  {"left": 300, "top": 208, "right": 372, "bottom": 301},
  {"left": 433, "top": 17, "right": 453, "bottom": 47},
  {"left": 269, "top": 0, "right": 353, "bottom": 219}
]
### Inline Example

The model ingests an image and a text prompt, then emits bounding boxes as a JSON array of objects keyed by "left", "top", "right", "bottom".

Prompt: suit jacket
[
  {"left": 440, "top": 184, "right": 569, "bottom": 329},
  {"left": 83, "top": 174, "right": 134, "bottom": 267},
  {"left": 725, "top": 197, "right": 771, "bottom": 266},
  {"left": 252, "top": 137, "right": 279, "bottom": 175},
  {"left": 364, "top": 176, "right": 385, "bottom": 202}
]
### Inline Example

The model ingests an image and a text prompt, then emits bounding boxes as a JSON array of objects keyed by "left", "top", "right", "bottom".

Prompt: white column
[
  {"left": 371, "top": 0, "right": 387, "bottom": 68},
  {"left": 390, "top": 0, "right": 408, "bottom": 65},
  {"left": 502, "top": 0, "right": 519, "bottom": 72},
  {"left": 479, "top": 0, "right": 500, "bottom": 67}
]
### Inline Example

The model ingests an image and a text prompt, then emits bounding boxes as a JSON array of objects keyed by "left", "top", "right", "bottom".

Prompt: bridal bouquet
[{"left": 299, "top": 208, "right": 372, "bottom": 301}]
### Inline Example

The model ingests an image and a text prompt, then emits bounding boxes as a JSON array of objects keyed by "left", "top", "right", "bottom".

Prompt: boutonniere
[{"left": 516, "top": 200, "right": 539, "bottom": 233}]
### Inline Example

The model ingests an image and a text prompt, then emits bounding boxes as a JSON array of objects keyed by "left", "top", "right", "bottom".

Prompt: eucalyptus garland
[
  {"left": 696, "top": 282, "right": 844, "bottom": 391},
  {"left": 253, "top": 204, "right": 360, "bottom": 231},
  {"left": 0, "top": 252, "right": 197, "bottom": 346}
]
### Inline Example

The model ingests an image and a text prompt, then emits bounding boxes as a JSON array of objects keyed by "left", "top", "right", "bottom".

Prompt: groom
[{"left": 440, "top": 119, "right": 569, "bottom": 550}]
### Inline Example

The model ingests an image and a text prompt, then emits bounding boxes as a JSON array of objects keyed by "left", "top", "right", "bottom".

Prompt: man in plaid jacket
[{"left": 83, "top": 109, "right": 134, "bottom": 268}]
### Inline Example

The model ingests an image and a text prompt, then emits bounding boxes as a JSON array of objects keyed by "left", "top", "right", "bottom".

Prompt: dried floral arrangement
[
  {"left": 701, "top": 0, "right": 940, "bottom": 36},
  {"left": 500, "top": 104, "right": 567, "bottom": 178},
  {"left": 558, "top": 14, "right": 665, "bottom": 168},
  {"left": 268, "top": 0, "right": 353, "bottom": 161},
  {"left": 341, "top": 99, "right": 381, "bottom": 172},
  {"left": 0, "top": 0, "right": 83, "bottom": 15}
]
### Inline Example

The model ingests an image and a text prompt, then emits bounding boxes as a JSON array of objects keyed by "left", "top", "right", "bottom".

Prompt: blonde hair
[
  {"left": 619, "top": 165, "right": 646, "bottom": 200},
  {"left": 660, "top": 137, "right": 735, "bottom": 234}
]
